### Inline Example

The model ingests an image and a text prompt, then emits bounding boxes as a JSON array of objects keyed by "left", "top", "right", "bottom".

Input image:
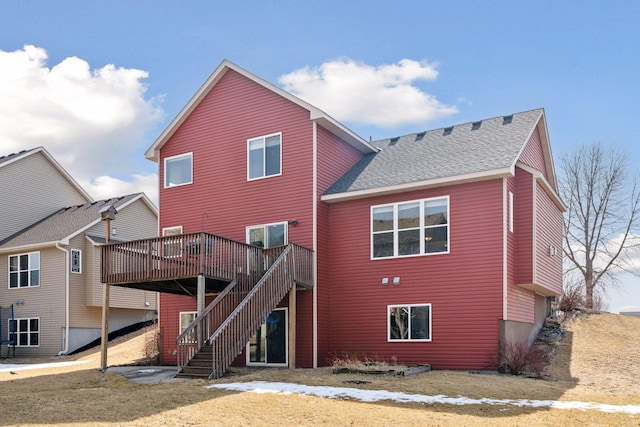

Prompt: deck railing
[
  {"left": 176, "top": 243, "right": 314, "bottom": 377},
  {"left": 101, "top": 232, "right": 264, "bottom": 286}
]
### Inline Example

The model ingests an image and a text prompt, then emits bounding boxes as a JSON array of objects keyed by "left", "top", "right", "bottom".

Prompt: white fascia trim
[
  {"left": 321, "top": 168, "right": 513, "bottom": 203},
  {"left": 536, "top": 113, "right": 558, "bottom": 191},
  {"left": 502, "top": 178, "right": 508, "bottom": 321},
  {"left": 312, "top": 121, "right": 318, "bottom": 368},
  {"left": 516, "top": 162, "right": 566, "bottom": 211},
  {"left": 0, "top": 241, "right": 58, "bottom": 255},
  {"left": 510, "top": 110, "right": 558, "bottom": 193},
  {"left": 146, "top": 60, "right": 377, "bottom": 162}
]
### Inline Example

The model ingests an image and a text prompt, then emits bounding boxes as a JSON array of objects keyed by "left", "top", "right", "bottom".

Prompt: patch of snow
[
  {"left": 0, "top": 360, "right": 90, "bottom": 372},
  {"left": 207, "top": 381, "right": 640, "bottom": 415}
]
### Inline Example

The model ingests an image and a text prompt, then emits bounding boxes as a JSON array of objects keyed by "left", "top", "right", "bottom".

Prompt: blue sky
[{"left": 1, "top": 1, "right": 639, "bottom": 312}]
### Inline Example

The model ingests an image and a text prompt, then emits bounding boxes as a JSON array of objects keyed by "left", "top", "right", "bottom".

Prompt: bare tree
[{"left": 560, "top": 144, "right": 640, "bottom": 309}]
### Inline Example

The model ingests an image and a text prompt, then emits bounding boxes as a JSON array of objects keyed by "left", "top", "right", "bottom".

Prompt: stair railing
[{"left": 209, "top": 245, "right": 295, "bottom": 379}]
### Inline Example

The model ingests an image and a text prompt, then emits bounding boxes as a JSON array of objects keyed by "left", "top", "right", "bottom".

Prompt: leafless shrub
[
  {"left": 143, "top": 322, "right": 160, "bottom": 362},
  {"left": 499, "top": 341, "right": 546, "bottom": 377},
  {"left": 558, "top": 281, "right": 585, "bottom": 312}
]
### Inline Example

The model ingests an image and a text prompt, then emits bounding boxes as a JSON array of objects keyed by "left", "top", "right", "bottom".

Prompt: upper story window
[
  {"left": 9, "top": 252, "right": 40, "bottom": 288},
  {"left": 70, "top": 249, "right": 81, "bottom": 274},
  {"left": 371, "top": 196, "right": 449, "bottom": 259},
  {"left": 248, "top": 133, "right": 281, "bottom": 180},
  {"left": 164, "top": 153, "right": 193, "bottom": 188}
]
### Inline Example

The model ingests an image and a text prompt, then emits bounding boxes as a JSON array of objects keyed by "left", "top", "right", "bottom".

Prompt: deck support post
[
  {"left": 100, "top": 283, "right": 110, "bottom": 372},
  {"left": 288, "top": 287, "right": 296, "bottom": 369},
  {"left": 197, "top": 275, "right": 205, "bottom": 315}
]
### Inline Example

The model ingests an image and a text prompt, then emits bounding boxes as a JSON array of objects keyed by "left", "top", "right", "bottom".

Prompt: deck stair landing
[{"left": 175, "top": 243, "right": 313, "bottom": 379}]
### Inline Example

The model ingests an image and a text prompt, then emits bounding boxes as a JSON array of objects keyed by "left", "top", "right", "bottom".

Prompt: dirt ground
[{"left": 0, "top": 312, "right": 638, "bottom": 426}]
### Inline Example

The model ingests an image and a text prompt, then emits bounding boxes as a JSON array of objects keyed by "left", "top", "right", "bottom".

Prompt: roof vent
[
  {"left": 415, "top": 131, "right": 426, "bottom": 141},
  {"left": 471, "top": 121, "right": 482, "bottom": 131},
  {"left": 502, "top": 115, "right": 513, "bottom": 125},
  {"left": 389, "top": 137, "right": 399, "bottom": 145},
  {"left": 443, "top": 126, "right": 453, "bottom": 136}
]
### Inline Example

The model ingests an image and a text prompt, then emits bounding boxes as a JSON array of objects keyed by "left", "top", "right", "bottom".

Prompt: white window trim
[
  {"left": 246, "top": 307, "right": 288, "bottom": 367},
  {"left": 8, "top": 251, "right": 40, "bottom": 289},
  {"left": 70, "top": 249, "right": 82, "bottom": 274},
  {"left": 247, "top": 132, "right": 282, "bottom": 181},
  {"left": 164, "top": 152, "right": 193, "bottom": 188},
  {"left": 162, "top": 226, "right": 183, "bottom": 236},
  {"left": 371, "top": 196, "right": 450, "bottom": 260},
  {"left": 179, "top": 311, "right": 197, "bottom": 334},
  {"left": 245, "top": 221, "right": 288, "bottom": 248},
  {"left": 11, "top": 317, "right": 40, "bottom": 347},
  {"left": 387, "top": 304, "right": 432, "bottom": 342},
  {"left": 162, "top": 226, "right": 183, "bottom": 258}
]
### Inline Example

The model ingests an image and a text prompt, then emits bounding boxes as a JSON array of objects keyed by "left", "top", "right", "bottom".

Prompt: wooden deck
[{"left": 101, "top": 232, "right": 313, "bottom": 295}]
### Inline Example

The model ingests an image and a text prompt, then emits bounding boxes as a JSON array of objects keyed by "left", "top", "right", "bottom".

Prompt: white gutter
[{"left": 55, "top": 242, "right": 70, "bottom": 355}]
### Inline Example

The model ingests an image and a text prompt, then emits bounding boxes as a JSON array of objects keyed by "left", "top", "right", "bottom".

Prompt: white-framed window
[
  {"left": 247, "top": 132, "right": 282, "bottom": 180},
  {"left": 179, "top": 311, "right": 197, "bottom": 334},
  {"left": 164, "top": 152, "right": 193, "bottom": 188},
  {"left": 371, "top": 196, "right": 449, "bottom": 259},
  {"left": 8, "top": 252, "right": 40, "bottom": 288},
  {"left": 388, "top": 304, "right": 432, "bottom": 342},
  {"left": 246, "top": 222, "right": 287, "bottom": 249},
  {"left": 10, "top": 317, "right": 40, "bottom": 347},
  {"left": 162, "top": 226, "right": 183, "bottom": 257},
  {"left": 70, "top": 249, "right": 82, "bottom": 274},
  {"left": 247, "top": 308, "right": 288, "bottom": 366}
]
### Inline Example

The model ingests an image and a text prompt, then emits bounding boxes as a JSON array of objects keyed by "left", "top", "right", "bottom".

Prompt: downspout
[{"left": 56, "top": 242, "right": 70, "bottom": 355}]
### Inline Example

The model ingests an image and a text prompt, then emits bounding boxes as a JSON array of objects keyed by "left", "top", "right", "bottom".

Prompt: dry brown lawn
[{"left": 1, "top": 312, "right": 639, "bottom": 426}]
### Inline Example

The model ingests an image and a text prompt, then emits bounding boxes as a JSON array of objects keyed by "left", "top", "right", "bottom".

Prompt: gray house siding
[
  {"left": 0, "top": 151, "right": 90, "bottom": 241},
  {"left": 0, "top": 247, "right": 66, "bottom": 356}
]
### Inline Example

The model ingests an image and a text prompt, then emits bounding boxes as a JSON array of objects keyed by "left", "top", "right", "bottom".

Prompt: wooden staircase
[
  {"left": 175, "top": 344, "right": 212, "bottom": 379},
  {"left": 175, "top": 243, "right": 313, "bottom": 379}
]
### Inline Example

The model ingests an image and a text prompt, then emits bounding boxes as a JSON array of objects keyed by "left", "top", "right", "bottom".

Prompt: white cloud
[
  {"left": 80, "top": 173, "right": 159, "bottom": 207},
  {"left": 278, "top": 58, "right": 458, "bottom": 128},
  {"left": 0, "top": 45, "right": 163, "bottom": 202}
]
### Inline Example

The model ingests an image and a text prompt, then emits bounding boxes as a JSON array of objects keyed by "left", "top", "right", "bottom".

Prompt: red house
[{"left": 101, "top": 60, "right": 563, "bottom": 377}]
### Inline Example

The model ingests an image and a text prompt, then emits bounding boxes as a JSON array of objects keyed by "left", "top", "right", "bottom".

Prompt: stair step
[{"left": 175, "top": 371, "right": 211, "bottom": 379}]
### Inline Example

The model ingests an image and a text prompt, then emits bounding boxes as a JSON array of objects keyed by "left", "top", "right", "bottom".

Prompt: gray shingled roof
[
  {"left": 324, "top": 109, "right": 543, "bottom": 196},
  {"left": 0, "top": 194, "right": 141, "bottom": 249},
  {"left": 0, "top": 147, "right": 39, "bottom": 167}
]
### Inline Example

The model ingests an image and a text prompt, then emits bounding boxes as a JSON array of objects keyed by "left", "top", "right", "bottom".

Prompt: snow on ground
[
  {"left": 207, "top": 381, "right": 640, "bottom": 415},
  {"left": 0, "top": 360, "right": 90, "bottom": 372}
]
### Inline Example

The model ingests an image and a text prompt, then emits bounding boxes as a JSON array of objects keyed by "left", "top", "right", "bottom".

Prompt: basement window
[{"left": 388, "top": 304, "right": 431, "bottom": 341}]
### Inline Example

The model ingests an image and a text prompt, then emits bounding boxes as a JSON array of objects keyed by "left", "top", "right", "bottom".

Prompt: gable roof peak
[{"left": 145, "top": 60, "right": 377, "bottom": 161}]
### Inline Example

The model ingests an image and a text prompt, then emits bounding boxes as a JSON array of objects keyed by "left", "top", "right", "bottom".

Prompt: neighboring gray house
[{"left": 0, "top": 147, "right": 158, "bottom": 356}]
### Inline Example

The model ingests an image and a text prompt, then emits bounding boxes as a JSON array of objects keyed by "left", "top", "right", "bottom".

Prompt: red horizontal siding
[
  {"left": 158, "top": 69, "right": 317, "bottom": 366},
  {"left": 534, "top": 182, "right": 563, "bottom": 295},
  {"left": 518, "top": 127, "right": 548, "bottom": 179},
  {"left": 316, "top": 125, "right": 366, "bottom": 367},
  {"left": 325, "top": 180, "right": 505, "bottom": 370},
  {"left": 160, "top": 294, "right": 196, "bottom": 364},
  {"left": 514, "top": 167, "right": 534, "bottom": 284}
]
